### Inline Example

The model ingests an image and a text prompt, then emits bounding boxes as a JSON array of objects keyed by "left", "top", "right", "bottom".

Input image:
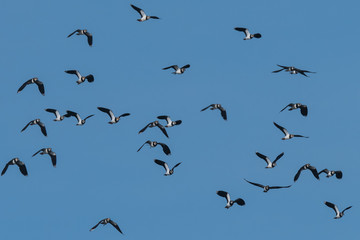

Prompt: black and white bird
[
  {"left": 272, "top": 65, "right": 315, "bottom": 77},
  {"left": 234, "top": 27, "right": 261, "bottom": 40},
  {"left": 97, "top": 107, "right": 130, "bottom": 124},
  {"left": 201, "top": 104, "right": 227, "bottom": 120},
  {"left": 154, "top": 159, "right": 181, "bottom": 176},
  {"left": 319, "top": 169, "right": 343, "bottom": 179},
  {"left": 280, "top": 103, "right": 308, "bottom": 117},
  {"left": 64, "top": 110, "right": 94, "bottom": 126},
  {"left": 138, "top": 121, "right": 169, "bottom": 138},
  {"left": 157, "top": 115, "right": 182, "bottom": 127},
  {"left": 1, "top": 158, "right": 28, "bottom": 176},
  {"left": 255, "top": 152, "right": 284, "bottom": 168},
  {"left": 137, "top": 141, "right": 171, "bottom": 155},
  {"left": 45, "top": 108, "right": 65, "bottom": 121},
  {"left": 324, "top": 202, "right": 352, "bottom": 219},
  {"left": 130, "top": 4, "right": 159, "bottom": 21},
  {"left": 21, "top": 119, "right": 47, "bottom": 136},
  {"left": 90, "top": 218, "right": 123, "bottom": 234},
  {"left": 216, "top": 191, "right": 245, "bottom": 209},
  {"left": 273, "top": 122, "right": 308, "bottom": 140},
  {"left": 65, "top": 70, "right": 94, "bottom": 85},
  {"left": 67, "top": 29, "right": 93, "bottom": 46},
  {"left": 17, "top": 77, "right": 45, "bottom": 96},
  {"left": 244, "top": 179, "right": 291, "bottom": 192},
  {"left": 162, "top": 64, "right": 190, "bottom": 74},
  {"left": 32, "top": 148, "right": 57, "bottom": 167},
  {"left": 294, "top": 164, "right": 320, "bottom": 182}
]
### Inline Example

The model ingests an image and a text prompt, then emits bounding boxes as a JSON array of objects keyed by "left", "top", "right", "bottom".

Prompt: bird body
[
  {"left": 130, "top": 4, "right": 159, "bottom": 21},
  {"left": 90, "top": 218, "right": 123, "bottom": 233},
  {"left": 201, "top": 104, "right": 227, "bottom": 120},
  {"left": 139, "top": 120, "right": 169, "bottom": 138},
  {"left": 21, "top": 119, "right": 47, "bottom": 136},
  {"left": 97, "top": 107, "right": 130, "bottom": 124},
  {"left": 45, "top": 108, "right": 65, "bottom": 121},
  {"left": 65, "top": 70, "right": 94, "bottom": 85},
  {"left": 280, "top": 103, "right": 308, "bottom": 117},
  {"left": 272, "top": 65, "right": 315, "bottom": 77},
  {"left": 244, "top": 179, "right": 291, "bottom": 192},
  {"left": 324, "top": 202, "right": 352, "bottom": 219},
  {"left": 64, "top": 110, "right": 94, "bottom": 126},
  {"left": 273, "top": 122, "right": 308, "bottom": 140},
  {"left": 32, "top": 148, "right": 57, "bottom": 167},
  {"left": 216, "top": 191, "right": 245, "bottom": 209},
  {"left": 255, "top": 152, "right": 284, "bottom": 168},
  {"left": 154, "top": 159, "right": 181, "bottom": 176},
  {"left": 137, "top": 141, "right": 171, "bottom": 155},
  {"left": 234, "top": 27, "right": 261, "bottom": 40},
  {"left": 1, "top": 158, "right": 28, "bottom": 176},
  {"left": 67, "top": 29, "right": 93, "bottom": 46},
  {"left": 17, "top": 77, "right": 45, "bottom": 95},
  {"left": 157, "top": 115, "right": 182, "bottom": 127},
  {"left": 163, "top": 64, "right": 190, "bottom": 74},
  {"left": 294, "top": 164, "right": 319, "bottom": 182},
  {"left": 319, "top": 169, "right": 342, "bottom": 179}
]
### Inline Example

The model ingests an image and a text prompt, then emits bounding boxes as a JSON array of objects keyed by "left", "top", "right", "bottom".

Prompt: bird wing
[
  {"left": 45, "top": 108, "right": 60, "bottom": 119},
  {"left": 342, "top": 206, "right": 352, "bottom": 214},
  {"left": 300, "top": 105, "right": 308, "bottom": 116},
  {"left": 85, "top": 74, "right": 94, "bottom": 82},
  {"left": 294, "top": 167, "right": 304, "bottom": 182},
  {"left": 273, "top": 122, "right": 288, "bottom": 136},
  {"left": 154, "top": 159, "right": 169, "bottom": 172},
  {"left": 216, "top": 191, "right": 230, "bottom": 204},
  {"left": 67, "top": 29, "right": 80, "bottom": 38},
  {"left": 182, "top": 64, "right": 190, "bottom": 69},
  {"left": 244, "top": 179, "right": 264, "bottom": 188},
  {"left": 49, "top": 151, "right": 57, "bottom": 167},
  {"left": 293, "top": 135, "right": 309, "bottom": 138},
  {"left": 131, "top": 4, "right": 145, "bottom": 17},
  {"left": 119, "top": 113, "right": 130, "bottom": 118},
  {"left": 273, "top": 152, "right": 285, "bottom": 164},
  {"left": 65, "top": 70, "right": 81, "bottom": 78},
  {"left": 157, "top": 115, "right": 171, "bottom": 124},
  {"left": 98, "top": 107, "right": 115, "bottom": 121},
  {"left": 66, "top": 111, "right": 81, "bottom": 122},
  {"left": 138, "top": 123, "right": 150, "bottom": 134},
  {"left": 171, "top": 162, "right": 182, "bottom": 171},
  {"left": 21, "top": 121, "right": 32, "bottom": 132},
  {"left": 17, "top": 79, "right": 32, "bottom": 93},
  {"left": 269, "top": 185, "right": 291, "bottom": 189},
  {"left": 84, "top": 31, "right": 93, "bottom": 46},
  {"left": 219, "top": 106, "right": 227, "bottom": 120},
  {"left": 109, "top": 219, "right": 123, "bottom": 234},
  {"left": 1, "top": 162, "right": 10, "bottom": 176},
  {"left": 280, "top": 104, "right": 292, "bottom": 112},
  {"left": 325, "top": 201, "right": 339, "bottom": 215},
  {"left": 137, "top": 141, "right": 150, "bottom": 152},
  {"left": 158, "top": 143, "right": 171, "bottom": 155},
  {"left": 234, "top": 27, "right": 246, "bottom": 34},
  {"left": 234, "top": 198, "right": 246, "bottom": 206},
  {"left": 156, "top": 123, "right": 169, "bottom": 138},
  {"left": 32, "top": 149, "right": 43, "bottom": 157},
  {"left": 37, "top": 121, "right": 47, "bottom": 136},
  {"left": 162, "top": 65, "right": 178, "bottom": 70},
  {"left": 89, "top": 220, "right": 102, "bottom": 231},
  {"left": 201, "top": 104, "right": 214, "bottom": 111},
  {"left": 15, "top": 159, "right": 28, "bottom": 176},
  {"left": 84, "top": 114, "right": 95, "bottom": 121},
  {"left": 255, "top": 152, "right": 271, "bottom": 165},
  {"left": 318, "top": 169, "right": 329, "bottom": 175},
  {"left": 335, "top": 171, "right": 343, "bottom": 179},
  {"left": 308, "top": 165, "right": 319, "bottom": 180},
  {"left": 34, "top": 80, "right": 45, "bottom": 95}
]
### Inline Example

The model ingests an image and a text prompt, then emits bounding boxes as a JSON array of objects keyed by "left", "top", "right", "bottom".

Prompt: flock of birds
[{"left": 4, "top": 3, "right": 352, "bottom": 236}]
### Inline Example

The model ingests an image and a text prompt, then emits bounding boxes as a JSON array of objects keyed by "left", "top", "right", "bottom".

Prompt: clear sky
[{"left": 0, "top": 0, "right": 358, "bottom": 239}]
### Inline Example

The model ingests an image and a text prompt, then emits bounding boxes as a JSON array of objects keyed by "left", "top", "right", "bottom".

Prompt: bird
[
  {"left": 97, "top": 107, "right": 130, "bottom": 124},
  {"left": 255, "top": 152, "right": 284, "bottom": 168},
  {"left": 234, "top": 27, "right": 261, "bottom": 40},
  {"left": 1, "top": 158, "right": 28, "bottom": 176},
  {"left": 280, "top": 103, "right": 308, "bottom": 117},
  {"left": 244, "top": 179, "right": 291, "bottom": 192},
  {"left": 201, "top": 104, "right": 227, "bottom": 120},
  {"left": 137, "top": 141, "right": 171, "bottom": 155},
  {"left": 162, "top": 64, "right": 190, "bottom": 74},
  {"left": 324, "top": 202, "right": 352, "bottom": 219},
  {"left": 272, "top": 64, "right": 315, "bottom": 77},
  {"left": 32, "top": 148, "right": 57, "bottom": 167},
  {"left": 273, "top": 122, "right": 308, "bottom": 140},
  {"left": 138, "top": 121, "right": 169, "bottom": 138},
  {"left": 154, "top": 159, "right": 181, "bottom": 176},
  {"left": 216, "top": 191, "right": 245, "bottom": 209},
  {"left": 21, "top": 119, "right": 47, "bottom": 136},
  {"left": 319, "top": 169, "right": 343, "bottom": 179},
  {"left": 157, "top": 115, "right": 182, "bottom": 127},
  {"left": 90, "top": 218, "right": 123, "bottom": 234},
  {"left": 64, "top": 110, "right": 94, "bottom": 126},
  {"left": 130, "top": 4, "right": 159, "bottom": 21},
  {"left": 67, "top": 29, "right": 93, "bottom": 46},
  {"left": 45, "top": 108, "right": 65, "bottom": 121},
  {"left": 294, "top": 164, "right": 320, "bottom": 182},
  {"left": 64, "top": 70, "right": 94, "bottom": 85},
  {"left": 17, "top": 77, "right": 45, "bottom": 96}
]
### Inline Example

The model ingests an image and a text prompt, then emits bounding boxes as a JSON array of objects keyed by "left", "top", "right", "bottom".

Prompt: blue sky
[{"left": 0, "top": 0, "right": 358, "bottom": 239}]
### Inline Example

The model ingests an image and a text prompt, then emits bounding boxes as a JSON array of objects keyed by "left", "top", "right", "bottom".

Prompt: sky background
[{"left": 0, "top": 0, "right": 358, "bottom": 239}]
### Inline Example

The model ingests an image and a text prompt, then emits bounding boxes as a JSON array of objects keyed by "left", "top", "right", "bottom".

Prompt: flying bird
[
  {"left": 138, "top": 121, "right": 169, "bottom": 138},
  {"left": 67, "top": 29, "right": 93, "bottom": 46},
  {"left": 97, "top": 107, "right": 130, "bottom": 124},
  {"left": 90, "top": 218, "right": 123, "bottom": 234},
  {"left": 324, "top": 202, "right": 352, "bottom": 219},
  {"left": 65, "top": 70, "right": 94, "bottom": 85},
  {"left": 234, "top": 27, "right": 261, "bottom": 40},
  {"left": 1, "top": 158, "right": 28, "bottom": 176},
  {"left": 319, "top": 169, "right": 343, "bottom": 179},
  {"left": 162, "top": 64, "right": 190, "bottom": 74},
  {"left": 273, "top": 122, "right": 308, "bottom": 140},
  {"left": 280, "top": 103, "right": 308, "bottom": 117},
  {"left": 255, "top": 152, "right": 284, "bottom": 168},
  {"left": 17, "top": 77, "right": 45, "bottom": 96},
  {"left": 130, "top": 4, "right": 159, "bottom": 21},
  {"left": 272, "top": 65, "right": 315, "bottom": 77},
  {"left": 154, "top": 159, "right": 181, "bottom": 176},
  {"left": 32, "top": 148, "right": 57, "bottom": 167},
  {"left": 201, "top": 104, "right": 227, "bottom": 120},
  {"left": 294, "top": 164, "right": 319, "bottom": 182},
  {"left": 216, "top": 191, "right": 245, "bottom": 209},
  {"left": 21, "top": 119, "right": 47, "bottom": 136},
  {"left": 137, "top": 141, "right": 171, "bottom": 155},
  {"left": 157, "top": 115, "right": 182, "bottom": 127},
  {"left": 64, "top": 110, "right": 94, "bottom": 126},
  {"left": 244, "top": 179, "right": 291, "bottom": 192},
  {"left": 45, "top": 108, "right": 65, "bottom": 121}
]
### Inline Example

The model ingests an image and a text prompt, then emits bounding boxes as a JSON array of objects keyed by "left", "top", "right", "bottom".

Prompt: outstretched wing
[
  {"left": 234, "top": 198, "right": 246, "bottom": 206},
  {"left": 154, "top": 159, "right": 169, "bottom": 172},
  {"left": 130, "top": 4, "right": 145, "bottom": 18},
  {"left": 109, "top": 219, "right": 123, "bottom": 234},
  {"left": 138, "top": 123, "right": 150, "bottom": 134},
  {"left": 1, "top": 162, "right": 10, "bottom": 176},
  {"left": 32, "top": 149, "right": 43, "bottom": 157},
  {"left": 308, "top": 165, "right": 319, "bottom": 180},
  {"left": 300, "top": 105, "right": 308, "bottom": 116},
  {"left": 294, "top": 167, "right": 304, "bottom": 182},
  {"left": 255, "top": 152, "right": 271, "bottom": 165},
  {"left": 98, "top": 107, "right": 115, "bottom": 121},
  {"left": 156, "top": 123, "right": 169, "bottom": 138},
  {"left": 273, "top": 152, "right": 284, "bottom": 164},
  {"left": 280, "top": 104, "right": 292, "bottom": 112},
  {"left": 171, "top": 162, "right": 182, "bottom": 171},
  {"left": 201, "top": 104, "right": 214, "bottom": 112},
  {"left": 17, "top": 79, "right": 32, "bottom": 93},
  {"left": 163, "top": 65, "right": 178, "bottom": 70},
  {"left": 21, "top": 121, "right": 32, "bottom": 132},
  {"left": 15, "top": 160, "right": 28, "bottom": 176},
  {"left": 216, "top": 190, "right": 230, "bottom": 204},
  {"left": 34, "top": 80, "right": 45, "bottom": 95},
  {"left": 273, "top": 122, "right": 288, "bottom": 136},
  {"left": 158, "top": 143, "right": 171, "bottom": 155},
  {"left": 65, "top": 70, "right": 81, "bottom": 78},
  {"left": 89, "top": 220, "right": 103, "bottom": 231},
  {"left": 137, "top": 141, "right": 150, "bottom": 152},
  {"left": 324, "top": 201, "right": 339, "bottom": 215},
  {"left": 85, "top": 74, "right": 94, "bottom": 82},
  {"left": 37, "top": 121, "right": 47, "bottom": 136},
  {"left": 218, "top": 106, "right": 227, "bottom": 120},
  {"left": 244, "top": 179, "right": 264, "bottom": 188},
  {"left": 49, "top": 151, "right": 57, "bottom": 167},
  {"left": 84, "top": 31, "right": 93, "bottom": 46},
  {"left": 67, "top": 29, "right": 80, "bottom": 38},
  {"left": 269, "top": 185, "right": 291, "bottom": 189}
]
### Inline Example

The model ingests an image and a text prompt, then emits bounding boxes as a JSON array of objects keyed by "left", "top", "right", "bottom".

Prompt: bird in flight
[
  {"left": 294, "top": 164, "right": 319, "bottom": 182},
  {"left": 97, "top": 107, "right": 130, "bottom": 124},
  {"left": 273, "top": 122, "right": 308, "bottom": 140},
  {"left": 90, "top": 218, "right": 123, "bottom": 234},
  {"left": 1, "top": 158, "right": 28, "bottom": 176},
  {"left": 234, "top": 27, "right": 261, "bottom": 40},
  {"left": 130, "top": 4, "right": 159, "bottom": 21},
  {"left": 45, "top": 108, "right": 66, "bottom": 121},
  {"left": 64, "top": 110, "right": 94, "bottom": 126},
  {"left": 255, "top": 152, "right": 284, "bottom": 168},
  {"left": 280, "top": 103, "right": 308, "bottom": 117},
  {"left": 272, "top": 65, "right": 315, "bottom": 77},
  {"left": 216, "top": 191, "right": 245, "bottom": 209},
  {"left": 138, "top": 120, "right": 169, "bottom": 138},
  {"left": 154, "top": 159, "right": 181, "bottom": 176},
  {"left": 21, "top": 119, "right": 47, "bottom": 136},
  {"left": 162, "top": 64, "right": 190, "bottom": 74},
  {"left": 32, "top": 148, "right": 57, "bottom": 167},
  {"left": 244, "top": 179, "right": 291, "bottom": 192},
  {"left": 137, "top": 141, "right": 171, "bottom": 155},
  {"left": 65, "top": 70, "right": 94, "bottom": 85},
  {"left": 201, "top": 104, "right": 227, "bottom": 120},
  {"left": 17, "top": 77, "right": 45, "bottom": 96},
  {"left": 324, "top": 201, "right": 352, "bottom": 219},
  {"left": 157, "top": 115, "right": 182, "bottom": 128},
  {"left": 319, "top": 169, "right": 343, "bottom": 179},
  {"left": 67, "top": 29, "right": 93, "bottom": 46}
]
